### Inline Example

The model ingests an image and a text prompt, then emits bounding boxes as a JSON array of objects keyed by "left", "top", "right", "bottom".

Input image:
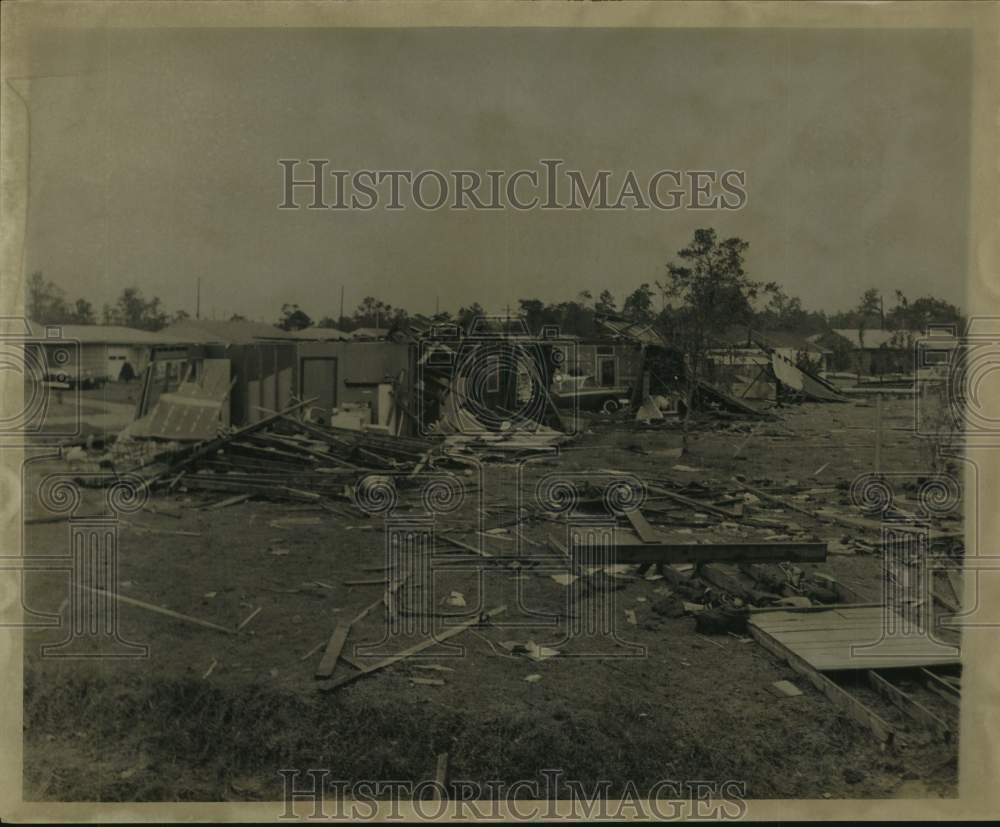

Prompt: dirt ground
[{"left": 19, "top": 397, "right": 962, "bottom": 802}]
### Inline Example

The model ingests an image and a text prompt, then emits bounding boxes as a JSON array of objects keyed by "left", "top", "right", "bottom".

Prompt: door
[
  {"left": 598, "top": 355, "right": 617, "bottom": 387},
  {"left": 299, "top": 357, "right": 338, "bottom": 424}
]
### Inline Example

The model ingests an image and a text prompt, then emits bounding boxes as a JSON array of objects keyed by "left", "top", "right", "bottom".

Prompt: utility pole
[
  {"left": 196, "top": 277, "right": 201, "bottom": 319},
  {"left": 339, "top": 285, "right": 345, "bottom": 324}
]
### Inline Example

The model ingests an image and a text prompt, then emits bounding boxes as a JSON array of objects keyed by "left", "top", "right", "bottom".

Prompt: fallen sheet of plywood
[
  {"left": 769, "top": 350, "right": 847, "bottom": 403},
  {"left": 695, "top": 379, "right": 774, "bottom": 419},
  {"left": 130, "top": 359, "right": 233, "bottom": 441},
  {"left": 749, "top": 606, "right": 960, "bottom": 672}
]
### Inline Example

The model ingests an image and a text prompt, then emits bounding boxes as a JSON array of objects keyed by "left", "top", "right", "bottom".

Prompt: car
[
  {"left": 551, "top": 375, "right": 631, "bottom": 414},
  {"left": 43, "top": 366, "right": 106, "bottom": 390}
]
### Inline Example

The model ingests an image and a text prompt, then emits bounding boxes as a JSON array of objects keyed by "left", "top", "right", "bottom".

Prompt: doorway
[{"left": 299, "top": 357, "right": 338, "bottom": 424}]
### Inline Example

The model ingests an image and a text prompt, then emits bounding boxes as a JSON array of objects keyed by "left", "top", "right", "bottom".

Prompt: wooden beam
[
  {"left": 750, "top": 603, "right": 884, "bottom": 615},
  {"left": 314, "top": 622, "right": 351, "bottom": 679},
  {"left": 236, "top": 606, "right": 262, "bottom": 631},
  {"left": 749, "top": 622, "right": 895, "bottom": 745},
  {"left": 921, "top": 668, "right": 961, "bottom": 707},
  {"left": 319, "top": 606, "right": 507, "bottom": 693},
  {"left": 603, "top": 540, "right": 827, "bottom": 565},
  {"left": 868, "top": 670, "right": 953, "bottom": 741},
  {"left": 81, "top": 585, "right": 235, "bottom": 635},
  {"left": 204, "top": 493, "right": 253, "bottom": 510},
  {"left": 646, "top": 485, "right": 739, "bottom": 519},
  {"left": 623, "top": 509, "right": 659, "bottom": 543},
  {"left": 438, "top": 533, "right": 490, "bottom": 557},
  {"left": 432, "top": 753, "right": 449, "bottom": 801}
]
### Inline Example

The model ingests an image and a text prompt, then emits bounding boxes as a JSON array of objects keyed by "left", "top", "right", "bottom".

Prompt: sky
[{"left": 21, "top": 25, "right": 971, "bottom": 323}]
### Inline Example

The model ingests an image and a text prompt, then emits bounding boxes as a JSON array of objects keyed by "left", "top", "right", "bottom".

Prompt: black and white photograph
[{"left": 1, "top": 0, "right": 998, "bottom": 820}]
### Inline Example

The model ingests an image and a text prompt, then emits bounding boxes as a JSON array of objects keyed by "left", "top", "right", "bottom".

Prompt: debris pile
[{"left": 122, "top": 401, "right": 442, "bottom": 505}]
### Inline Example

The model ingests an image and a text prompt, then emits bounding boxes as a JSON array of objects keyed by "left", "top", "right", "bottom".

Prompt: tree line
[{"left": 26, "top": 232, "right": 965, "bottom": 342}]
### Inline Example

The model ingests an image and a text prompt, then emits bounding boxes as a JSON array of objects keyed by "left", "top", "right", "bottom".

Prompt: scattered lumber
[
  {"left": 318, "top": 606, "right": 507, "bottom": 693},
  {"left": 116, "top": 397, "right": 451, "bottom": 507}
]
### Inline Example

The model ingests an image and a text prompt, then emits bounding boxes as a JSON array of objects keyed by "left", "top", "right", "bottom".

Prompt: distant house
[
  {"left": 156, "top": 319, "right": 301, "bottom": 426},
  {"left": 26, "top": 320, "right": 190, "bottom": 385},
  {"left": 284, "top": 327, "right": 351, "bottom": 342},
  {"left": 154, "top": 319, "right": 412, "bottom": 430},
  {"left": 550, "top": 335, "right": 643, "bottom": 391},
  {"left": 349, "top": 327, "right": 390, "bottom": 341},
  {"left": 706, "top": 328, "right": 830, "bottom": 399},
  {"left": 809, "top": 328, "right": 926, "bottom": 375},
  {"left": 710, "top": 327, "right": 830, "bottom": 369}
]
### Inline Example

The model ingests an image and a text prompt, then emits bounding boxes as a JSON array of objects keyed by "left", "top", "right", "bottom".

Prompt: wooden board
[
  {"left": 605, "top": 539, "right": 827, "bottom": 565},
  {"left": 624, "top": 509, "right": 658, "bottom": 543},
  {"left": 315, "top": 622, "right": 351, "bottom": 679},
  {"left": 318, "top": 606, "right": 507, "bottom": 692},
  {"left": 750, "top": 607, "right": 961, "bottom": 672}
]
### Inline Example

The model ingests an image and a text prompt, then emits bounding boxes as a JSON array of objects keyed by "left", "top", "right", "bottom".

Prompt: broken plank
[
  {"left": 868, "top": 670, "right": 953, "bottom": 740},
  {"left": 314, "top": 622, "right": 351, "bottom": 679},
  {"left": 749, "top": 621, "right": 895, "bottom": 745},
  {"left": 921, "top": 668, "right": 961, "bottom": 707},
  {"left": 438, "top": 533, "right": 490, "bottom": 557},
  {"left": 603, "top": 540, "right": 826, "bottom": 566},
  {"left": 204, "top": 492, "right": 253, "bottom": 510},
  {"left": 81, "top": 585, "right": 235, "bottom": 635},
  {"left": 25, "top": 512, "right": 104, "bottom": 525},
  {"left": 348, "top": 595, "right": 385, "bottom": 626},
  {"left": 624, "top": 509, "right": 659, "bottom": 543},
  {"left": 236, "top": 606, "right": 263, "bottom": 631},
  {"left": 433, "top": 753, "right": 449, "bottom": 800},
  {"left": 733, "top": 478, "right": 827, "bottom": 522},
  {"left": 749, "top": 603, "right": 884, "bottom": 614},
  {"left": 319, "top": 606, "right": 507, "bottom": 693},
  {"left": 646, "top": 485, "right": 739, "bottom": 519}
]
